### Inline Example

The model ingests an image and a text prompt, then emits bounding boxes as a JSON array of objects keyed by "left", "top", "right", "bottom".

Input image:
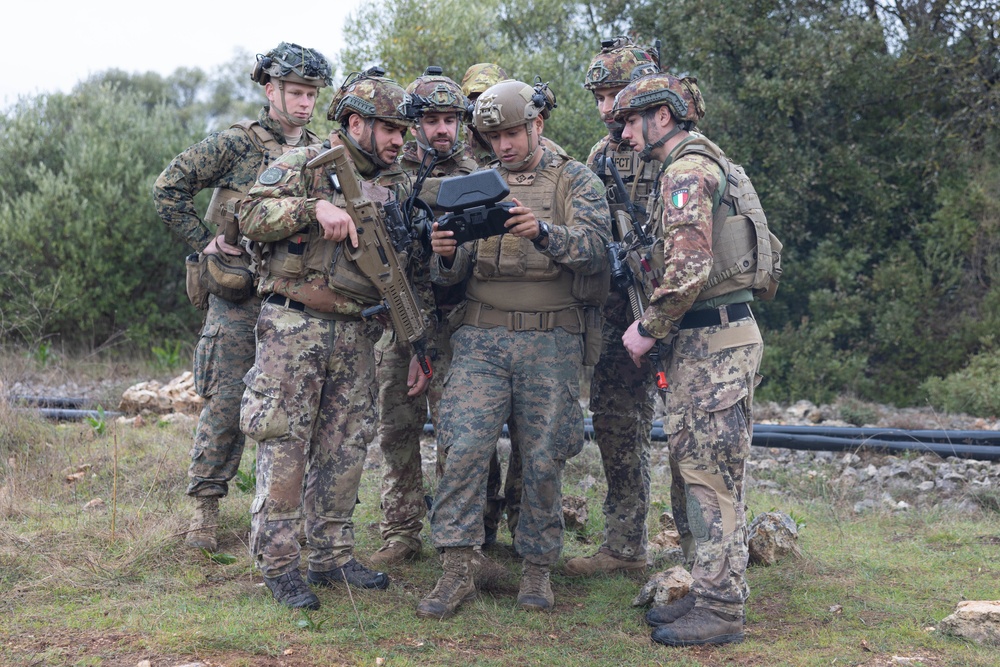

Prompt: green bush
[{"left": 921, "top": 348, "right": 1000, "bottom": 418}]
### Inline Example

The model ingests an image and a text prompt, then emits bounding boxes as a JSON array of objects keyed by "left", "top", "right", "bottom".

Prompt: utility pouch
[
  {"left": 185, "top": 253, "right": 209, "bottom": 310},
  {"left": 581, "top": 306, "right": 605, "bottom": 367},
  {"left": 199, "top": 251, "right": 255, "bottom": 304}
]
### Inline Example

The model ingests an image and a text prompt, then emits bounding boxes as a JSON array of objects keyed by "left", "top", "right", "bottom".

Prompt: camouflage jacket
[
  {"left": 152, "top": 107, "right": 320, "bottom": 252},
  {"left": 240, "top": 131, "right": 410, "bottom": 316},
  {"left": 639, "top": 135, "right": 726, "bottom": 339},
  {"left": 432, "top": 148, "right": 610, "bottom": 304}
]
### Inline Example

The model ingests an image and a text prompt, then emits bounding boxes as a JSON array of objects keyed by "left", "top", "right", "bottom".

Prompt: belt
[
  {"left": 463, "top": 301, "right": 585, "bottom": 333},
  {"left": 678, "top": 302, "right": 752, "bottom": 330},
  {"left": 264, "top": 294, "right": 360, "bottom": 322}
]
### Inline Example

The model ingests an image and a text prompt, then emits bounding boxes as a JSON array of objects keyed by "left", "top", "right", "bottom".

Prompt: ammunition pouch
[
  {"left": 581, "top": 306, "right": 605, "bottom": 367},
  {"left": 199, "top": 251, "right": 255, "bottom": 304},
  {"left": 185, "top": 253, "right": 209, "bottom": 310}
]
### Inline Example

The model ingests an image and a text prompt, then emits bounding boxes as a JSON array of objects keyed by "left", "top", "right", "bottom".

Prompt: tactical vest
[
  {"left": 468, "top": 153, "right": 609, "bottom": 313},
  {"left": 204, "top": 121, "right": 318, "bottom": 238},
  {"left": 594, "top": 140, "right": 661, "bottom": 243},
  {"left": 256, "top": 143, "right": 396, "bottom": 306},
  {"left": 645, "top": 135, "right": 782, "bottom": 302}
]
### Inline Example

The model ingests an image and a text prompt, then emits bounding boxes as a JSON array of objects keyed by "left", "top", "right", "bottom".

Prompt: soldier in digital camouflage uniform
[
  {"left": 416, "top": 79, "right": 611, "bottom": 619},
  {"left": 152, "top": 42, "right": 331, "bottom": 552},
  {"left": 238, "top": 68, "right": 431, "bottom": 610},
  {"left": 614, "top": 72, "right": 764, "bottom": 646},
  {"left": 370, "top": 67, "right": 479, "bottom": 566},
  {"left": 564, "top": 37, "right": 680, "bottom": 578}
]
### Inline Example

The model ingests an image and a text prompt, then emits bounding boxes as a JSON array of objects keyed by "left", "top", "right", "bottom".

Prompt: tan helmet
[
  {"left": 251, "top": 42, "right": 332, "bottom": 88},
  {"left": 328, "top": 67, "right": 413, "bottom": 128},
  {"left": 584, "top": 37, "right": 659, "bottom": 90},
  {"left": 472, "top": 79, "right": 554, "bottom": 133},
  {"left": 460, "top": 63, "right": 509, "bottom": 100}
]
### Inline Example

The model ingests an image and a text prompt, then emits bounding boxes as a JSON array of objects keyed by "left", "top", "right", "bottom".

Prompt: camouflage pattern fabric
[
  {"left": 152, "top": 107, "right": 319, "bottom": 500},
  {"left": 585, "top": 136, "right": 661, "bottom": 560},
  {"left": 242, "top": 303, "right": 380, "bottom": 576},
  {"left": 643, "top": 137, "right": 764, "bottom": 613},
  {"left": 430, "top": 326, "right": 584, "bottom": 565},
  {"left": 374, "top": 141, "right": 474, "bottom": 551},
  {"left": 188, "top": 293, "right": 261, "bottom": 496},
  {"left": 429, "top": 149, "right": 610, "bottom": 565}
]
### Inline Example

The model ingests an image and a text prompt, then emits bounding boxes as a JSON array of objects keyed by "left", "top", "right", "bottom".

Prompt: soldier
[
  {"left": 370, "top": 67, "right": 478, "bottom": 566},
  {"left": 238, "top": 68, "right": 431, "bottom": 610},
  {"left": 613, "top": 72, "right": 764, "bottom": 646},
  {"left": 564, "top": 37, "right": 673, "bottom": 578},
  {"left": 152, "top": 42, "right": 331, "bottom": 552},
  {"left": 417, "top": 79, "right": 611, "bottom": 619}
]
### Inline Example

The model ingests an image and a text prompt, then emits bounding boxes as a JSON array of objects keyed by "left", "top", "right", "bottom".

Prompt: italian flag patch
[{"left": 671, "top": 188, "right": 690, "bottom": 208}]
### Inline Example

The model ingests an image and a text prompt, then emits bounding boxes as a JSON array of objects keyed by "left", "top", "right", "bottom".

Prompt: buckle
[{"left": 509, "top": 311, "right": 548, "bottom": 331}]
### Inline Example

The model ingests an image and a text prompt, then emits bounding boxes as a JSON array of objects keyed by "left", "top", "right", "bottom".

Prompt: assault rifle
[
  {"left": 595, "top": 152, "right": 669, "bottom": 393},
  {"left": 434, "top": 169, "right": 515, "bottom": 246},
  {"left": 327, "top": 145, "right": 433, "bottom": 379}
]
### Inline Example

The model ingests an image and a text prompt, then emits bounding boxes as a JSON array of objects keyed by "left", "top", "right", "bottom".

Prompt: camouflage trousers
[
  {"left": 374, "top": 320, "right": 452, "bottom": 552},
  {"left": 588, "top": 295, "right": 656, "bottom": 560},
  {"left": 661, "top": 314, "right": 763, "bottom": 613},
  {"left": 430, "top": 325, "right": 585, "bottom": 567},
  {"left": 187, "top": 293, "right": 261, "bottom": 498},
  {"left": 241, "top": 301, "right": 379, "bottom": 577}
]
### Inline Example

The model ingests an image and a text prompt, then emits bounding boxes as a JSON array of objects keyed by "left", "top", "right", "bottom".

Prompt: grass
[{"left": 1, "top": 356, "right": 999, "bottom": 666}]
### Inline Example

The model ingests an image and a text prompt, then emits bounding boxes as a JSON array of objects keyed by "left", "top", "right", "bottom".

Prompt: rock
[
  {"left": 748, "top": 511, "right": 803, "bottom": 565},
  {"left": 917, "top": 481, "right": 935, "bottom": 492},
  {"left": 938, "top": 600, "right": 1000, "bottom": 645},
  {"left": 83, "top": 498, "right": 105, "bottom": 511},
  {"left": 578, "top": 474, "right": 597, "bottom": 492},
  {"left": 119, "top": 372, "right": 203, "bottom": 415},
  {"left": 631, "top": 566, "right": 693, "bottom": 607},
  {"left": 562, "top": 494, "right": 588, "bottom": 530}
]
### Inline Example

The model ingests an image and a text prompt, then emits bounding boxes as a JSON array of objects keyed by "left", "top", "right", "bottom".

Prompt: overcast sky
[{"left": 3, "top": 0, "right": 366, "bottom": 107}]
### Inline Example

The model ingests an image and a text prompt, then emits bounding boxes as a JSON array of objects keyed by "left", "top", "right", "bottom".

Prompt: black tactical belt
[
  {"left": 678, "top": 302, "right": 752, "bottom": 330},
  {"left": 264, "top": 294, "right": 360, "bottom": 322}
]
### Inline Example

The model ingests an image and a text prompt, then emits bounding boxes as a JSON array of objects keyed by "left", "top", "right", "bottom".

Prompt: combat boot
[
  {"left": 517, "top": 562, "right": 554, "bottom": 611},
  {"left": 645, "top": 592, "right": 696, "bottom": 626},
  {"left": 307, "top": 558, "right": 390, "bottom": 590},
  {"left": 650, "top": 607, "right": 744, "bottom": 647},
  {"left": 185, "top": 496, "right": 219, "bottom": 551},
  {"left": 563, "top": 547, "right": 646, "bottom": 577},
  {"left": 263, "top": 570, "right": 321, "bottom": 610},
  {"left": 369, "top": 540, "right": 419, "bottom": 567},
  {"left": 416, "top": 547, "right": 478, "bottom": 620}
]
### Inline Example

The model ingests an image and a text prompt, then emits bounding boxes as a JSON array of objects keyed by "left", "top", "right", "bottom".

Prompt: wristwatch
[
  {"left": 533, "top": 220, "right": 551, "bottom": 247},
  {"left": 637, "top": 321, "right": 656, "bottom": 339}
]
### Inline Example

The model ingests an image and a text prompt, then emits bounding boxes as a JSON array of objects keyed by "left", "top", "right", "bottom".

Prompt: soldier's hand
[
  {"left": 623, "top": 320, "right": 656, "bottom": 368},
  {"left": 430, "top": 222, "right": 457, "bottom": 260},
  {"left": 504, "top": 198, "right": 541, "bottom": 239},
  {"left": 407, "top": 354, "right": 431, "bottom": 397},
  {"left": 316, "top": 200, "right": 359, "bottom": 248},
  {"left": 203, "top": 234, "right": 243, "bottom": 256}
]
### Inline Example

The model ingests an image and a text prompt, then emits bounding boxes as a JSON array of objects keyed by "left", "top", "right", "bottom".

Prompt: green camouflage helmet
[
  {"left": 584, "top": 37, "right": 659, "bottom": 90},
  {"left": 473, "top": 79, "right": 552, "bottom": 133},
  {"left": 612, "top": 72, "right": 705, "bottom": 126},
  {"left": 251, "top": 42, "right": 332, "bottom": 88},
  {"left": 328, "top": 67, "right": 412, "bottom": 127},
  {"left": 406, "top": 66, "right": 469, "bottom": 115},
  {"left": 460, "top": 63, "right": 509, "bottom": 99}
]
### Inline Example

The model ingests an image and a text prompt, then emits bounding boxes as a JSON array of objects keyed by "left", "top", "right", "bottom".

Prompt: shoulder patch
[
  {"left": 670, "top": 188, "right": 690, "bottom": 209},
  {"left": 259, "top": 166, "right": 285, "bottom": 186}
]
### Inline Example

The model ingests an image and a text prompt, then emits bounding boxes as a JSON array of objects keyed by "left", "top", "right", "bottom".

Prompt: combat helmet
[
  {"left": 406, "top": 66, "right": 469, "bottom": 158},
  {"left": 460, "top": 63, "right": 509, "bottom": 100},
  {"left": 329, "top": 67, "right": 413, "bottom": 169},
  {"left": 251, "top": 42, "right": 332, "bottom": 127},
  {"left": 473, "top": 79, "right": 555, "bottom": 170},
  {"left": 612, "top": 72, "right": 705, "bottom": 161},
  {"left": 584, "top": 37, "right": 659, "bottom": 91}
]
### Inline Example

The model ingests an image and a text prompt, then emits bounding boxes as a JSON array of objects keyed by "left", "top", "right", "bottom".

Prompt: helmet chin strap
[
  {"left": 273, "top": 80, "right": 311, "bottom": 128},
  {"left": 505, "top": 121, "right": 540, "bottom": 171},
  {"left": 638, "top": 110, "right": 680, "bottom": 162}
]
